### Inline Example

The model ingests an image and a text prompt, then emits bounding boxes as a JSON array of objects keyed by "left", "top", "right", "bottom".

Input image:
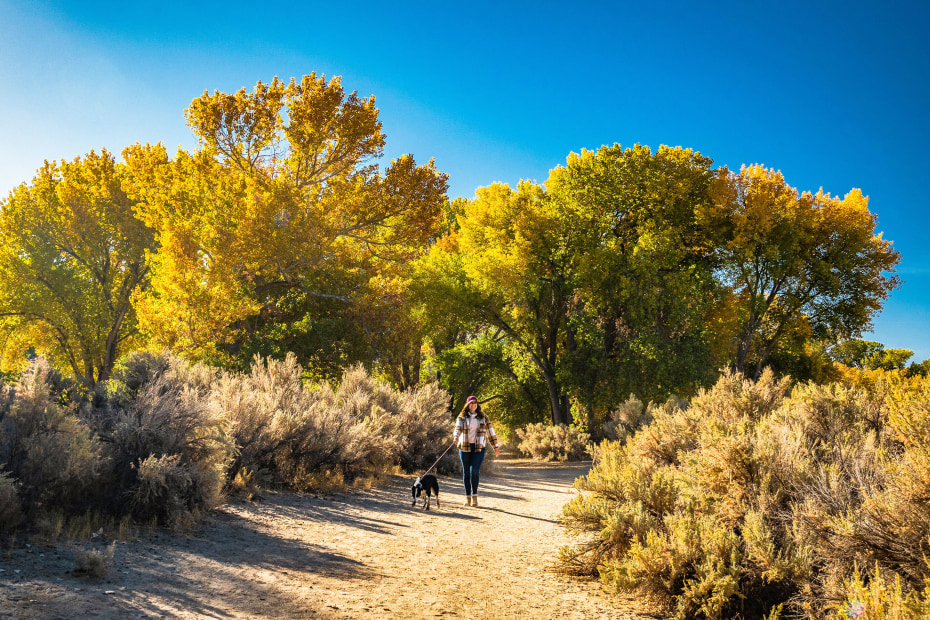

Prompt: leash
[{"left": 420, "top": 441, "right": 456, "bottom": 477}]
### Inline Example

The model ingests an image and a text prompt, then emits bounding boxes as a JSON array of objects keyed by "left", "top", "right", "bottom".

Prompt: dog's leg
[{"left": 424, "top": 495, "right": 430, "bottom": 511}]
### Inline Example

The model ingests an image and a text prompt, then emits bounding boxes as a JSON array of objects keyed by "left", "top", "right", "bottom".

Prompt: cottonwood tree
[
  {"left": 707, "top": 165, "right": 901, "bottom": 379},
  {"left": 545, "top": 144, "right": 721, "bottom": 416},
  {"left": 829, "top": 339, "right": 913, "bottom": 371},
  {"left": 0, "top": 151, "right": 155, "bottom": 387},
  {"left": 123, "top": 75, "right": 448, "bottom": 368},
  {"left": 415, "top": 181, "right": 575, "bottom": 422},
  {"left": 416, "top": 145, "right": 720, "bottom": 426}
]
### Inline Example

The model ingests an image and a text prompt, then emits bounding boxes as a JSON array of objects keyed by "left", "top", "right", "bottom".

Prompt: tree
[
  {"left": 907, "top": 359, "right": 930, "bottom": 377},
  {"left": 545, "top": 144, "right": 721, "bottom": 415},
  {"left": 830, "top": 339, "right": 913, "bottom": 370},
  {"left": 416, "top": 181, "right": 577, "bottom": 423},
  {"left": 123, "top": 75, "right": 448, "bottom": 369},
  {"left": 0, "top": 150, "right": 155, "bottom": 387},
  {"left": 707, "top": 165, "right": 901, "bottom": 379},
  {"left": 415, "top": 144, "right": 721, "bottom": 427}
]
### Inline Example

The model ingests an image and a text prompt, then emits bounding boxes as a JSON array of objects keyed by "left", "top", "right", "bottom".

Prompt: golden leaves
[
  {"left": 126, "top": 75, "right": 447, "bottom": 359},
  {"left": 0, "top": 151, "right": 155, "bottom": 384}
]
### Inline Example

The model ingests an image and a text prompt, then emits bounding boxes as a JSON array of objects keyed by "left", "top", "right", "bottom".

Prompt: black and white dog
[{"left": 411, "top": 474, "right": 440, "bottom": 510}]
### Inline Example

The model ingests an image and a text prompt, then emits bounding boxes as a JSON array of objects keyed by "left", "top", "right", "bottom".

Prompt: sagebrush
[
  {"left": 559, "top": 369, "right": 930, "bottom": 619},
  {"left": 0, "top": 353, "right": 455, "bottom": 536},
  {"left": 516, "top": 423, "right": 590, "bottom": 461}
]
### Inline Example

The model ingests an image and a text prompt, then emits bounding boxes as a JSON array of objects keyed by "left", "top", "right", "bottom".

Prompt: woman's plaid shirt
[{"left": 453, "top": 414, "right": 501, "bottom": 452}]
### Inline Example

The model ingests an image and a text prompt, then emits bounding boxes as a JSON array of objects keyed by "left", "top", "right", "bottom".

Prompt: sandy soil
[{"left": 0, "top": 458, "right": 657, "bottom": 619}]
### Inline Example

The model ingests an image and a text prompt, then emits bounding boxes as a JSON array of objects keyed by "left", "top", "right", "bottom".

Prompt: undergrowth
[
  {"left": 558, "top": 369, "right": 930, "bottom": 619},
  {"left": 0, "top": 352, "right": 455, "bottom": 538}
]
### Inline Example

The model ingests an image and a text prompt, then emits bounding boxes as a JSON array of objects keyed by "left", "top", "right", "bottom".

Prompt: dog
[{"left": 411, "top": 474, "right": 440, "bottom": 510}]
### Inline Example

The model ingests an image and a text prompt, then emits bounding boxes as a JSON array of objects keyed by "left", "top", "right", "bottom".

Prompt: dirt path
[{"left": 1, "top": 459, "right": 655, "bottom": 619}]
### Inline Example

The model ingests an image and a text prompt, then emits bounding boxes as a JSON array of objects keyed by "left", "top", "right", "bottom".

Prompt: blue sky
[{"left": 2, "top": 0, "right": 928, "bottom": 360}]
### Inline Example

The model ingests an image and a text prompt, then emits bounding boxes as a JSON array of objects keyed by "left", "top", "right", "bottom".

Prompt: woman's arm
[{"left": 486, "top": 421, "right": 501, "bottom": 454}]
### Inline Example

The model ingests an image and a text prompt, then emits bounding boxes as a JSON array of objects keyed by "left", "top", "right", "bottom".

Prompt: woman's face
[{"left": 468, "top": 401, "right": 478, "bottom": 413}]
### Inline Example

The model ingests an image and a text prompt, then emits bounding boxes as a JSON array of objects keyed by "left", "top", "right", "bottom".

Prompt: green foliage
[
  {"left": 559, "top": 370, "right": 930, "bottom": 619},
  {"left": 906, "top": 359, "right": 930, "bottom": 377},
  {"left": 546, "top": 144, "right": 721, "bottom": 411},
  {"left": 431, "top": 333, "right": 550, "bottom": 432},
  {"left": 416, "top": 144, "right": 720, "bottom": 429},
  {"left": 830, "top": 339, "right": 914, "bottom": 371},
  {"left": 516, "top": 423, "right": 590, "bottom": 461}
]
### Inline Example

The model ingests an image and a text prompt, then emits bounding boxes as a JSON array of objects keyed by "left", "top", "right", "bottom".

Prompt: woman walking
[{"left": 453, "top": 395, "right": 501, "bottom": 507}]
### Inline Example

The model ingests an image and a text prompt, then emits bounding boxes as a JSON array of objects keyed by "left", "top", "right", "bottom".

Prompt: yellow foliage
[
  {"left": 123, "top": 75, "right": 448, "bottom": 360},
  {"left": 705, "top": 165, "right": 900, "bottom": 378},
  {"left": 0, "top": 150, "right": 154, "bottom": 385}
]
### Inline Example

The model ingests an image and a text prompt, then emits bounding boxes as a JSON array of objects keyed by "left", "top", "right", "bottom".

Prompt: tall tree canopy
[
  {"left": 829, "top": 339, "right": 913, "bottom": 371},
  {"left": 706, "top": 165, "right": 901, "bottom": 378},
  {"left": 544, "top": 144, "right": 721, "bottom": 413},
  {"left": 417, "top": 149, "right": 902, "bottom": 428},
  {"left": 0, "top": 150, "right": 155, "bottom": 386},
  {"left": 123, "top": 75, "right": 448, "bottom": 368},
  {"left": 416, "top": 144, "right": 720, "bottom": 426}
]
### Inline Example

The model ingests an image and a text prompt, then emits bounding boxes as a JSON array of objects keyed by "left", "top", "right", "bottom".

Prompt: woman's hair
[{"left": 460, "top": 401, "right": 485, "bottom": 419}]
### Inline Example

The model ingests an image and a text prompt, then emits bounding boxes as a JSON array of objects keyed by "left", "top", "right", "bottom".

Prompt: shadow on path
[{"left": 477, "top": 506, "right": 558, "bottom": 524}]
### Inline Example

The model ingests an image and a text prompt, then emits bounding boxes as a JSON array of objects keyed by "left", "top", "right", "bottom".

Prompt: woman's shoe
[
  {"left": 464, "top": 496, "right": 472, "bottom": 506},
  {"left": 472, "top": 496, "right": 479, "bottom": 507}
]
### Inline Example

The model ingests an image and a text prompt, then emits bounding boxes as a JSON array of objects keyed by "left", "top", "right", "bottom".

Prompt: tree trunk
[
  {"left": 561, "top": 393, "right": 572, "bottom": 425},
  {"left": 735, "top": 313, "right": 763, "bottom": 375},
  {"left": 401, "top": 363, "right": 412, "bottom": 390},
  {"left": 542, "top": 370, "right": 569, "bottom": 425}
]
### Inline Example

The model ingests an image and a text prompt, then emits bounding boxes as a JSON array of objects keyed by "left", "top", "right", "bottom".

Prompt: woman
[{"left": 452, "top": 395, "right": 501, "bottom": 507}]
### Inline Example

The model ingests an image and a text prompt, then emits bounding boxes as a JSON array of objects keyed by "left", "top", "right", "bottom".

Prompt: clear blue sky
[{"left": 2, "top": 0, "right": 928, "bottom": 361}]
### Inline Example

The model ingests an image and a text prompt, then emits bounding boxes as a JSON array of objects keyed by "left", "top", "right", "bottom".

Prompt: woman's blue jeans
[{"left": 459, "top": 447, "right": 486, "bottom": 496}]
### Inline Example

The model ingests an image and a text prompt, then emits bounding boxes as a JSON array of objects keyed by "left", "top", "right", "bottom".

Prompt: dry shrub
[
  {"left": 0, "top": 470, "right": 22, "bottom": 534},
  {"left": 516, "top": 423, "right": 590, "bottom": 461},
  {"left": 74, "top": 541, "right": 116, "bottom": 578},
  {"left": 106, "top": 352, "right": 233, "bottom": 526},
  {"left": 559, "top": 368, "right": 930, "bottom": 619},
  {"left": 218, "top": 355, "right": 389, "bottom": 489},
  {"left": 228, "top": 467, "right": 261, "bottom": 501},
  {"left": 832, "top": 563, "right": 930, "bottom": 619},
  {"left": 601, "top": 394, "right": 687, "bottom": 444},
  {"left": 218, "top": 355, "right": 453, "bottom": 491},
  {"left": 0, "top": 359, "right": 102, "bottom": 515},
  {"left": 378, "top": 379, "right": 456, "bottom": 475},
  {"left": 31, "top": 510, "right": 65, "bottom": 545},
  {"left": 62, "top": 512, "right": 119, "bottom": 542},
  {"left": 1, "top": 351, "right": 454, "bottom": 533},
  {"left": 601, "top": 395, "right": 649, "bottom": 443}
]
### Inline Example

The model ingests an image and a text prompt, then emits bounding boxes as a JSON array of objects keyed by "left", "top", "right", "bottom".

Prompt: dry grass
[{"left": 73, "top": 541, "right": 116, "bottom": 578}]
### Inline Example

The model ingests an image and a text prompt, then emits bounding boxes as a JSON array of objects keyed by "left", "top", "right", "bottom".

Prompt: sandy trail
[{"left": 0, "top": 459, "right": 655, "bottom": 619}]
